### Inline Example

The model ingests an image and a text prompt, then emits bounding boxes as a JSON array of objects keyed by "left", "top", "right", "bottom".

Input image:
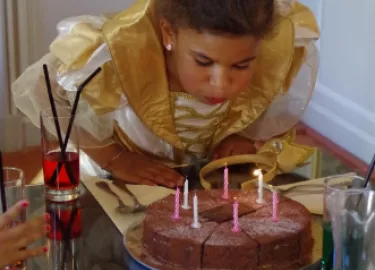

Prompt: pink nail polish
[
  {"left": 21, "top": 201, "right": 29, "bottom": 208},
  {"left": 44, "top": 213, "right": 51, "bottom": 222},
  {"left": 45, "top": 224, "right": 51, "bottom": 232}
]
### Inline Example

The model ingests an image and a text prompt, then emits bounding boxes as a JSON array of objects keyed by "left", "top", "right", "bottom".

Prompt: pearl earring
[{"left": 166, "top": 44, "right": 172, "bottom": 51}]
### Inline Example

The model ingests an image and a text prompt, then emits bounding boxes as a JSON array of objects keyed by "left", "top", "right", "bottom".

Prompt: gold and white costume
[{"left": 12, "top": 0, "right": 320, "bottom": 187}]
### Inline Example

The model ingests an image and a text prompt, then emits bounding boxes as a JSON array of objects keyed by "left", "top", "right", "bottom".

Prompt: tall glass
[
  {"left": 40, "top": 107, "right": 80, "bottom": 202},
  {"left": 2, "top": 167, "right": 26, "bottom": 269},
  {"left": 46, "top": 200, "right": 82, "bottom": 269},
  {"left": 327, "top": 188, "right": 375, "bottom": 270},
  {"left": 321, "top": 175, "right": 364, "bottom": 270}
]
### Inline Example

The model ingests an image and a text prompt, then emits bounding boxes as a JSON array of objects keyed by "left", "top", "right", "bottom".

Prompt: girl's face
[{"left": 162, "top": 22, "right": 260, "bottom": 105}]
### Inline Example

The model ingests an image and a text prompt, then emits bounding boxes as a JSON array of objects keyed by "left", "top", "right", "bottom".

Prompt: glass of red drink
[
  {"left": 46, "top": 200, "right": 82, "bottom": 269},
  {"left": 40, "top": 107, "right": 80, "bottom": 202},
  {"left": 2, "top": 167, "right": 26, "bottom": 269},
  {"left": 46, "top": 200, "right": 82, "bottom": 241}
]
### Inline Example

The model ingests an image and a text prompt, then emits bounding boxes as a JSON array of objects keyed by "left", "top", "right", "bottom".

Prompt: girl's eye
[
  {"left": 195, "top": 59, "right": 213, "bottom": 67},
  {"left": 232, "top": 65, "right": 249, "bottom": 70}
]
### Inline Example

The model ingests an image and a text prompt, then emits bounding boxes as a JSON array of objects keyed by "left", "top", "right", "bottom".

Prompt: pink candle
[
  {"left": 222, "top": 164, "right": 229, "bottom": 200},
  {"left": 172, "top": 187, "right": 180, "bottom": 221},
  {"left": 272, "top": 190, "right": 279, "bottom": 222},
  {"left": 231, "top": 197, "right": 240, "bottom": 232}
]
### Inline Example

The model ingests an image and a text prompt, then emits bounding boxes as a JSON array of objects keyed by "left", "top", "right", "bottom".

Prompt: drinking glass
[
  {"left": 321, "top": 175, "right": 364, "bottom": 270},
  {"left": 46, "top": 200, "right": 82, "bottom": 269},
  {"left": 40, "top": 107, "right": 80, "bottom": 202},
  {"left": 327, "top": 188, "right": 375, "bottom": 270},
  {"left": 1, "top": 167, "right": 26, "bottom": 269}
]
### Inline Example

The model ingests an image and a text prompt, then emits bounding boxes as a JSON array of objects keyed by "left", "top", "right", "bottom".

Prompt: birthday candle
[
  {"left": 181, "top": 178, "right": 190, "bottom": 209},
  {"left": 172, "top": 187, "right": 180, "bottom": 220},
  {"left": 275, "top": 190, "right": 280, "bottom": 204},
  {"left": 231, "top": 197, "right": 240, "bottom": 232},
  {"left": 272, "top": 190, "right": 279, "bottom": 222},
  {"left": 254, "top": 169, "right": 264, "bottom": 204},
  {"left": 222, "top": 164, "right": 229, "bottom": 200},
  {"left": 191, "top": 193, "right": 201, "bottom": 229}
]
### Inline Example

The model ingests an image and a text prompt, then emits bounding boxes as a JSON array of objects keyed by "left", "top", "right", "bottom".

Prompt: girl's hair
[{"left": 156, "top": 0, "right": 276, "bottom": 38}]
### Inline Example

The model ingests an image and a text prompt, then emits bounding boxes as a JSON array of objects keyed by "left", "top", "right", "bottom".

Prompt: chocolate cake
[{"left": 142, "top": 189, "right": 313, "bottom": 269}]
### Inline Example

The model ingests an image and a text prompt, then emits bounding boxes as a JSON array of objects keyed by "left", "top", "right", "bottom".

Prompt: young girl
[{"left": 12, "top": 0, "right": 319, "bottom": 188}]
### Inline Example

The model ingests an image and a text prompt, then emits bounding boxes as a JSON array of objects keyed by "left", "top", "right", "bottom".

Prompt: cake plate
[
  {"left": 123, "top": 221, "right": 165, "bottom": 270},
  {"left": 123, "top": 215, "right": 323, "bottom": 270}
]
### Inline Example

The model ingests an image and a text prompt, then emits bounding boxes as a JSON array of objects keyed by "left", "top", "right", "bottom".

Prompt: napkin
[
  {"left": 283, "top": 172, "right": 357, "bottom": 215},
  {"left": 81, "top": 176, "right": 174, "bottom": 235},
  {"left": 30, "top": 169, "right": 43, "bottom": 185}
]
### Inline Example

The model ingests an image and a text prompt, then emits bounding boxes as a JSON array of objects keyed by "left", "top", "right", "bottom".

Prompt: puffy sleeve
[
  {"left": 241, "top": 1, "right": 320, "bottom": 141},
  {"left": 12, "top": 15, "right": 125, "bottom": 145}
]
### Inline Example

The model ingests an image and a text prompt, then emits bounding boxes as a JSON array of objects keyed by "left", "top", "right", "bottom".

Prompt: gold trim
[
  {"left": 173, "top": 105, "right": 229, "bottom": 120},
  {"left": 172, "top": 93, "right": 232, "bottom": 154},
  {"left": 179, "top": 133, "right": 213, "bottom": 144},
  {"left": 170, "top": 91, "right": 207, "bottom": 102},
  {"left": 171, "top": 92, "right": 231, "bottom": 120},
  {"left": 311, "top": 148, "right": 322, "bottom": 179},
  {"left": 175, "top": 121, "right": 222, "bottom": 132}
]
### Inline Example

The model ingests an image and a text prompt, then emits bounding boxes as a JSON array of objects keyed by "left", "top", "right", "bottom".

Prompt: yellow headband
[{"left": 199, "top": 129, "right": 315, "bottom": 190}]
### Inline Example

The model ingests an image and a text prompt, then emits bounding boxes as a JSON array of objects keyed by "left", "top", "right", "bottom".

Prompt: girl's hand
[
  {"left": 108, "top": 151, "right": 185, "bottom": 188},
  {"left": 0, "top": 200, "right": 49, "bottom": 268}
]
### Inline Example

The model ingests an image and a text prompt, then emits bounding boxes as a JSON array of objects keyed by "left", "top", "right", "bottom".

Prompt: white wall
[
  {"left": 39, "top": 0, "right": 135, "bottom": 55},
  {"left": 302, "top": 0, "right": 375, "bottom": 163}
]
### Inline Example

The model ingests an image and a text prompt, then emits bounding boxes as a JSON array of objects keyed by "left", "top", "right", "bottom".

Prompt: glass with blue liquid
[{"left": 327, "top": 188, "right": 375, "bottom": 270}]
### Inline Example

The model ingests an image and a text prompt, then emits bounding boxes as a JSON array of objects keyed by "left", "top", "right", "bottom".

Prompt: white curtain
[
  {"left": 1, "top": 0, "right": 41, "bottom": 116},
  {"left": 0, "top": 0, "right": 41, "bottom": 150}
]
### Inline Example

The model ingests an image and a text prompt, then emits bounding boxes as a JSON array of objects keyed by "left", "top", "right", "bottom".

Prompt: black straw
[
  {"left": 43, "top": 65, "right": 76, "bottom": 186},
  {"left": 47, "top": 67, "right": 102, "bottom": 183},
  {"left": 43, "top": 64, "right": 65, "bottom": 153},
  {"left": 0, "top": 151, "right": 7, "bottom": 213},
  {"left": 62, "top": 67, "right": 102, "bottom": 152},
  {"left": 363, "top": 153, "right": 375, "bottom": 188},
  {"left": 352, "top": 153, "right": 375, "bottom": 212},
  {"left": 349, "top": 152, "right": 375, "bottom": 243}
]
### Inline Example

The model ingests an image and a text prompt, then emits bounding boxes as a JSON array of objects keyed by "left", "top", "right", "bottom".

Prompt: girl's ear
[{"left": 160, "top": 19, "right": 176, "bottom": 50}]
